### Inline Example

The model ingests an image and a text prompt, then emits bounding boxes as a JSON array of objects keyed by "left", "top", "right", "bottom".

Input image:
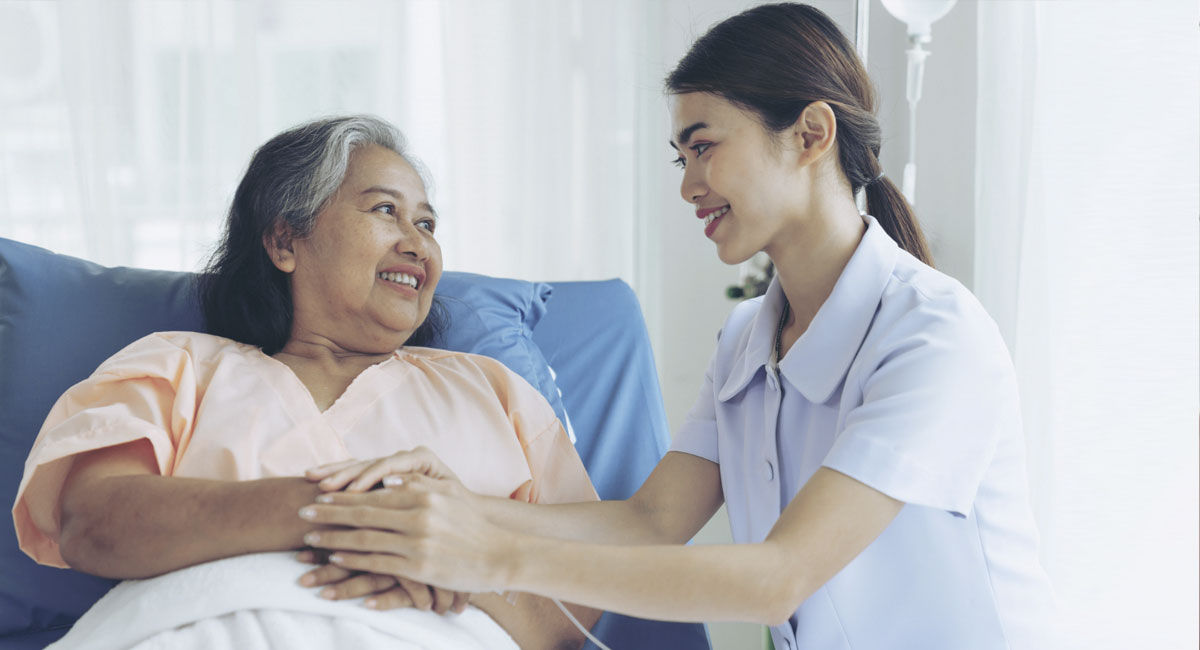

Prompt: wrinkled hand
[
  {"left": 299, "top": 474, "right": 516, "bottom": 594},
  {"left": 305, "top": 446, "right": 463, "bottom": 493},
  {"left": 295, "top": 548, "right": 470, "bottom": 614}
]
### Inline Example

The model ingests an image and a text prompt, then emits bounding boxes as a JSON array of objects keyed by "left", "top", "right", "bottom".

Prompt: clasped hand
[{"left": 296, "top": 447, "right": 514, "bottom": 612}]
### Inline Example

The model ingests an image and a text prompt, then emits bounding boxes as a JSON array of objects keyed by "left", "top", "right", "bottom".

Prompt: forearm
[
  {"left": 60, "top": 474, "right": 322, "bottom": 579},
  {"left": 478, "top": 452, "right": 724, "bottom": 546},
  {"left": 501, "top": 468, "right": 903, "bottom": 626},
  {"left": 507, "top": 536, "right": 803, "bottom": 626},
  {"left": 479, "top": 495, "right": 680, "bottom": 545}
]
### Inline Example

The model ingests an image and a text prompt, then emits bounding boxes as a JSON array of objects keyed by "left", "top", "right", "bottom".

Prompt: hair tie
[{"left": 868, "top": 171, "right": 886, "bottom": 186}]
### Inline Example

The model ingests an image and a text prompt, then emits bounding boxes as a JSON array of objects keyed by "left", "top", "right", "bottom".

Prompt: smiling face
[
  {"left": 266, "top": 144, "right": 442, "bottom": 354},
  {"left": 669, "top": 92, "right": 816, "bottom": 265}
]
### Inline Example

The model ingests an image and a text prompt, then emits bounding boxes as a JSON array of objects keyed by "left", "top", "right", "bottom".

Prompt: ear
[
  {"left": 790, "top": 100, "right": 839, "bottom": 166},
  {"left": 262, "top": 220, "right": 297, "bottom": 273}
]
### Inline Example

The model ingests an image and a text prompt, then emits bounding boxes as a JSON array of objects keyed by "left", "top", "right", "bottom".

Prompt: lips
[
  {"left": 376, "top": 265, "right": 426, "bottom": 291},
  {"left": 697, "top": 205, "right": 730, "bottom": 238},
  {"left": 695, "top": 204, "right": 729, "bottom": 221}
]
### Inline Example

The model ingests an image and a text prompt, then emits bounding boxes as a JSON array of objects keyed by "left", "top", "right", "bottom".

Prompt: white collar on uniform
[{"left": 717, "top": 215, "right": 899, "bottom": 404}]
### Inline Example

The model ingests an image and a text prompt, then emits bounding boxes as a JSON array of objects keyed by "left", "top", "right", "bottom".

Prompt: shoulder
[
  {"left": 92, "top": 331, "right": 259, "bottom": 377},
  {"left": 398, "top": 347, "right": 556, "bottom": 421},
  {"left": 397, "top": 346, "right": 531, "bottom": 390},
  {"left": 863, "top": 252, "right": 1011, "bottom": 374},
  {"left": 399, "top": 346, "right": 504, "bottom": 371},
  {"left": 717, "top": 296, "right": 766, "bottom": 350}
]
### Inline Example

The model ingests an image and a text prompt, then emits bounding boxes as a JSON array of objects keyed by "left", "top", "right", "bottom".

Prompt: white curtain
[
  {"left": 0, "top": 0, "right": 638, "bottom": 283},
  {"left": 974, "top": 2, "right": 1198, "bottom": 648}
]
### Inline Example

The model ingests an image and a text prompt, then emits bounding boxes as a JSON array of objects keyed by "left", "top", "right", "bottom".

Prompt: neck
[
  {"left": 274, "top": 335, "right": 395, "bottom": 375},
  {"left": 766, "top": 197, "right": 866, "bottom": 335}
]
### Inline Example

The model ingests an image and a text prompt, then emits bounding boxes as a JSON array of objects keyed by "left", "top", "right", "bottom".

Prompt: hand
[
  {"left": 305, "top": 446, "right": 463, "bottom": 493},
  {"left": 299, "top": 475, "right": 517, "bottom": 594},
  {"left": 295, "top": 549, "right": 470, "bottom": 614}
]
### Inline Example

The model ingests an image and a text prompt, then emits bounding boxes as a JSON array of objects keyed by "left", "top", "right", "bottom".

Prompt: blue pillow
[
  {"left": 0, "top": 237, "right": 568, "bottom": 644},
  {"left": 427, "top": 272, "right": 571, "bottom": 437}
]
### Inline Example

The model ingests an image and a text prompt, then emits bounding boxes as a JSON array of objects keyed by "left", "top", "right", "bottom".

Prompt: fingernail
[
  {"left": 299, "top": 574, "right": 314, "bottom": 586},
  {"left": 305, "top": 533, "right": 320, "bottom": 544},
  {"left": 364, "top": 598, "right": 378, "bottom": 609},
  {"left": 316, "top": 494, "right": 333, "bottom": 504},
  {"left": 329, "top": 553, "right": 344, "bottom": 563},
  {"left": 299, "top": 507, "right": 316, "bottom": 519},
  {"left": 320, "top": 587, "right": 335, "bottom": 599},
  {"left": 383, "top": 476, "right": 403, "bottom": 486}
]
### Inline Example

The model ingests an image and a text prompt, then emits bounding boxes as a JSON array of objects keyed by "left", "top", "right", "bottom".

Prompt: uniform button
[{"left": 764, "top": 459, "right": 775, "bottom": 481}]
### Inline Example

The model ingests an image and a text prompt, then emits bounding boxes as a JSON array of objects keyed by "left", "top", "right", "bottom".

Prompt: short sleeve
[
  {"left": 12, "top": 334, "right": 201, "bottom": 567},
  {"left": 823, "top": 294, "right": 1017, "bottom": 517},
  {"left": 482, "top": 360, "right": 597, "bottom": 506},
  {"left": 668, "top": 348, "right": 720, "bottom": 464}
]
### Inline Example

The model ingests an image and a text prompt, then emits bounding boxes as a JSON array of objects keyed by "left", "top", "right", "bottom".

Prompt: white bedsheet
[{"left": 49, "top": 552, "right": 519, "bottom": 650}]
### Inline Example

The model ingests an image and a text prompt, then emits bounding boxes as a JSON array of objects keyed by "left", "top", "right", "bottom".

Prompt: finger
[
  {"left": 396, "top": 577, "right": 434, "bottom": 611},
  {"left": 305, "top": 459, "right": 361, "bottom": 482},
  {"left": 364, "top": 586, "right": 414, "bottom": 611},
  {"left": 320, "top": 572, "right": 398, "bottom": 601},
  {"left": 317, "top": 462, "right": 374, "bottom": 492},
  {"left": 410, "top": 446, "right": 459, "bottom": 480},
  {"left": 367, "top": 448, "right": 445, "bottom": 482},
  {"left": 301, "top": 500, "right": 429, "bottom": 531},
  {"left": 295, "top": 549, "right": 328, "bottom": 564},
  {"left": 328, "top": 551, "right": 415, "bottom": 582},
  {"left": 345, "top": 459, "right": 405, "bottom": 493},
  {"left": 431, "top": 586, "right": 456, "bottom": 615},
  {"left": 451, "top": 590, "right": 471, "bottom": 615},
  {"left": 298, "top": 563, "right": 353, "bottom": 587},
  {"left": 305, "top": 526, "right": 415, "bottom": 555},
  {"left": 312, "top": 485, "right": 424, "bottom": 508}
]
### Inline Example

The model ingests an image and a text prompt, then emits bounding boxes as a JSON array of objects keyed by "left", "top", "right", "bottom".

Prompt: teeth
[
  {"left": 704, "top": 205, "right": 730, "bottom": 226},
  {"left": 377, "top": 271, "right": 419, "bottom": 288}
]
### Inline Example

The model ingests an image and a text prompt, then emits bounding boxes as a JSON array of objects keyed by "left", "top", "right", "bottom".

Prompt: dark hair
[
  {"left": 666, "top": 2, "right": 933, "bottom": 266},
  {"left": 198, "top": 115, "right": 446, "bottom": 355}
]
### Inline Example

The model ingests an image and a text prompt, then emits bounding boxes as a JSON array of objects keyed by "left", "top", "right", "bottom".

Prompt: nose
[
  {"left": 395, "top": 220, "right": 430, "bottom": 261},
  {"left": 679, "top": 164, "right": 707, "bottom": 205}
]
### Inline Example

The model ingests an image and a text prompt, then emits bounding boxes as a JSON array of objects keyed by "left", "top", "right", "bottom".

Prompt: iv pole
[{"left": 879, "top": 0, "right": 957, "bottom": 207}]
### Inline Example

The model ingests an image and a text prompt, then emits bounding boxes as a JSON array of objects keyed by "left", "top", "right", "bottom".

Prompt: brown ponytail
[
  {"left": 666, "top": 2, "right": 934, "bottom": 267},
  {"left": 865, "top": 175, "right": 933, "bottom": 266}
]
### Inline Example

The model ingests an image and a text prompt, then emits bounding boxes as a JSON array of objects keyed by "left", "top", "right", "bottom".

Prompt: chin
[{"left": 715, "top": 243, "right": 757, "bottom": 267}]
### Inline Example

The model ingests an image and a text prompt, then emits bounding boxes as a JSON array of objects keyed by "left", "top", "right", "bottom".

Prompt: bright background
[{"left": 0, "top": 2, "right": 1195, "bottom": 649}]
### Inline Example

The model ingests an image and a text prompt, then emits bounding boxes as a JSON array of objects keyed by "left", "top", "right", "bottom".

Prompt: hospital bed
[{"left": 0, "top": 236, "right": 712, "bottom": 650}]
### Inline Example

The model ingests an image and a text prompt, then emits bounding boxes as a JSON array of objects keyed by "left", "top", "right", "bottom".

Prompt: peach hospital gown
[{"left": 14, "top": 331, "right": 597, "bottom": 567}]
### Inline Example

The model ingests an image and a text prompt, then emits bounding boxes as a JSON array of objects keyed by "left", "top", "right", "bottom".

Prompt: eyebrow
[
  {"left": 361, "top": 186, "right": 438, "bottom": 219},
  {"left": 669, "top": 122, "right": 709, "bottom": 150}
]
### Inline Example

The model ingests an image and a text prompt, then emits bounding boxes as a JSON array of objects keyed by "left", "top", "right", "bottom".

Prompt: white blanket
[{"left": 49, "top": 552, "right": 519, "bottom": 650}]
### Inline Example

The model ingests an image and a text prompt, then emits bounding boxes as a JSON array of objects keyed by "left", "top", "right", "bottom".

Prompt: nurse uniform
[{"left": 671, "top": 216, "right": 1056, "bottom": 650}]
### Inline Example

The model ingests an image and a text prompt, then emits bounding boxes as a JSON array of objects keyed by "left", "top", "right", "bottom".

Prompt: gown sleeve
[{"left": 12, "top": 333, "right": 201, "bottom": 566}]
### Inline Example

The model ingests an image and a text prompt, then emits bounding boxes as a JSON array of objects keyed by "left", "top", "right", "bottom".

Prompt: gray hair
[
  {"left": 267, "top": 114, "right": 422, "bottom": 239},
  {"left": 200, "top": 114, "right": 442, "bottom": 354}
]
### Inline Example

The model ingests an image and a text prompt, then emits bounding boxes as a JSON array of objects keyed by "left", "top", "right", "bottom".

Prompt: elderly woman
[{"left": 13, "top": 115, "right": 599, "bottom": 650}]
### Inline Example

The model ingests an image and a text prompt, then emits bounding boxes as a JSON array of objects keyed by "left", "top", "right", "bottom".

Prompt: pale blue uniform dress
[{"left": 670, "top": 216, "right": 1056, "bottom": 649}]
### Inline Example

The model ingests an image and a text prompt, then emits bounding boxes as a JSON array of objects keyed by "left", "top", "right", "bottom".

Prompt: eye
[
  {"left": 691, "top": 142, "right": 712, "bottom": 157},
  {"left": 373, "top": 203, "right": 396, "bottom": 215},
  {"left": 671, "top": 155, "right": 686, "bottom": 169},
  {"left": 417, "top": 218, "right": 437, "bottom": 234}
]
